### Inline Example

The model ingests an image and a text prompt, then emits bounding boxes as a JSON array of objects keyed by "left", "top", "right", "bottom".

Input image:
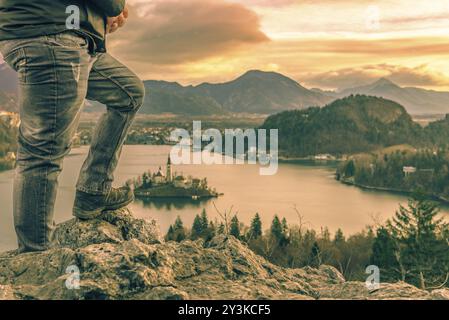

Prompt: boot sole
[{"left": 73, "top": 196, "right": 135, "bottom": 220}]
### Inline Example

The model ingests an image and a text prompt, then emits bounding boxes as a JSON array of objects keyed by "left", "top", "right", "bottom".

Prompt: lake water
[{"left": 1, "top": 145, "right": 447, "bottom": 251}]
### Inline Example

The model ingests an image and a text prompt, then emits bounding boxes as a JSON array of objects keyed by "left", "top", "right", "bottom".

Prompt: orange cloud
[
  {"left": 302, "top": 64, "right": 449, "bottom": 90},
  {"left": 109, "top": 0, "right": 269, "bottom": 65}
]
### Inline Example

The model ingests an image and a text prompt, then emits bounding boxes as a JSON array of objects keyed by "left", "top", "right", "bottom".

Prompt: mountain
[
  {"left": 194, "top": 70, "right": 333, "bottom": 114},
  {"left": 261, "top": 95, "right": 422, "bottom": 157},
  {"left": 0, "top": 208, "right": 444, "bottom": 300},
  {"left": 141, "top": 70, "right": 333, "bottom": 115},
  {"left": 339, "top": 78, "right": 449, "bottom": 115},
  {"left": 142, "top": 81, "right": 227, "bottom": 116}
]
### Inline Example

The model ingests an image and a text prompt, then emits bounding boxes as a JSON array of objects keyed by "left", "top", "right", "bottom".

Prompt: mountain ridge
[
  {"left": 3, "top": 63, "right": 449, "bottom": 115},
  {"left": 338, "top": 78, "right": 449, "bottom": 115}
]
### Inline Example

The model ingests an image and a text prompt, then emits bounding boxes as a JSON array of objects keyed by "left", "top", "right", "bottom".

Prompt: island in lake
[{"left": 128, "top": 156, "right": 222, "bottom": 200}]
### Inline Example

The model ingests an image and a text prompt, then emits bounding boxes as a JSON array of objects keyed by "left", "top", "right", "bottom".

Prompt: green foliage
[
  {"left": 164, "top": 199, "right": 449, "bottom": 286},
  {"left": 261, "top": 95, "right": 422, "bottom": 157},
  {"left": 270, "top": 215, "right": 289, "bottom": 246},
  {"left": 370, "top": 227, "right": 399, "bottom": 282},
  {"left": 370, "top": 197, "right": 449, "bottom": 288},
  {"left": 342, "top": 148, "right": 449, "bottom": 199},
  {"left": 166, "top": 216, "right": 187, "bottom": 242},
  {"left": 309, "top": 242, "right": 322, "bottom": 267},
  {"left": 190, "top": 215, "right": 204, "bottom": 241},
  {"left": 141, "top": 83, "right": 226, "bottom": 116},
  {"left": 247, "top": 213, "right": 262, "bottom": 240},
  {"left": 390, "top": 197, "right": 448, "bottom": 288},
  {"left": 229, "top": 215, "right": 241, "bottom": 239}
]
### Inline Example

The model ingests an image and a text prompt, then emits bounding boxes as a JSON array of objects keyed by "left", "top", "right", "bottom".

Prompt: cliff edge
[{"left": 0, "top": 209, "right": 447, "bottom": 300}]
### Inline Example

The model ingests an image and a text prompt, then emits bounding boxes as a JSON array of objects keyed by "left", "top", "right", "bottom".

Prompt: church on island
[
  {"left": 151, "top": 156, "right": 198, "bottom": 189},
  {"left": 128, "top": 155, "right": 220, "bottom": 200}
]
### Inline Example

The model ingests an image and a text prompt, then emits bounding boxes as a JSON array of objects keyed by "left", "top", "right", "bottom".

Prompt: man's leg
[
  {"left": 74, "top": 53, "right": 144, "bottom": 218},
  {"left": 0, "top": 33, "right": 92, "bottom": 252}
]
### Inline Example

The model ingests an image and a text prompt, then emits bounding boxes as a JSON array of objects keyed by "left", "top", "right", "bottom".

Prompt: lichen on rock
[{"left": 0, "top": 209, "right": 447, "bottom": 300}]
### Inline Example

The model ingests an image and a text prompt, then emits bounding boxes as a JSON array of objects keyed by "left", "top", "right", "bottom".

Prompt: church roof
[{"left": 155, "top": 167, "right": 165, "bottom": 177}]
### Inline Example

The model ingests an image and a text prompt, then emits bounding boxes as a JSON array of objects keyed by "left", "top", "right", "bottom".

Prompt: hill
[
  {"left": 339, "top": 78, "right": 449, "bottom": 115},
  {"left": 261, "top": 95, "right": 422, "bottom": 157},
  {"left": 0, "top": 209, "right": 445, "bottom": 300},
  {"left": 142, "top": 81, "right": 227, "bottom": 116},
  {"left": 140, "top": 70, "right": 333, "bottom": 115},
  {"left": 194, "top": 70, "right": 333, "bottom": 114}
]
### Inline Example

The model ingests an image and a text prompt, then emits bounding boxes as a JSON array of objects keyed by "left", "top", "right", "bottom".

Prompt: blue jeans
[{"left": 0, "top": 32, "right": 145, "bottom": 252}]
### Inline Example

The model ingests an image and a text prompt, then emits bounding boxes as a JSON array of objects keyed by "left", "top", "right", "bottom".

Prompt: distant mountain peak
[
  {"left": 373, "top": 77, "right": 397, "bottom": 87},
  {"left": 238, "top": 69, "right": 290, "bottom": 81}
]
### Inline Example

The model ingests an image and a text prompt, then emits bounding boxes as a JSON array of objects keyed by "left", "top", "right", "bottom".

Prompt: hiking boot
[{"left": 73, "top": 187, "right": 135, "bottom": 220}]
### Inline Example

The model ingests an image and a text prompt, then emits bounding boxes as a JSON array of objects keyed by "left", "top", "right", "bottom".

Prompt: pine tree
[
  {"left": 248, "top": 213, "right": 263, "bottom": 240},
  {"left": 370, "top": 227, "right": 399, "bottom": 282},
  {"left": 191, "top": 214, "right": 204, "bottom": 240},
  {"left": 173, "top": 216, "right": 186, "bottom": 242},
  {"left": 271, "top": 215, "right": 289, "bottom": 246},
  {"left": 387, "top": 196, "right": 449, "bottom": 288},
  {"left": 165, "top": 225, "right": 175, "bottom": 242},
  {"left": 200, "top": 209, "right": 214, "bottom": 241},
  {"left": 309, "top": 241, "right": 322, "bottom": 267},
  {"left": 333, "top": 229, "right": 345, "bottom": 245},
  {"left": 270, "top": 215, "right": 283, "bottom": 242},
  {"left": 200, "top": 209, "right": 209, "bottom": 230},
  {"left": 230, "top": 215, "right": 241, "bottom": 239}
]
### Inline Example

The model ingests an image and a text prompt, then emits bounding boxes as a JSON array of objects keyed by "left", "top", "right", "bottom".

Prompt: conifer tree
[
  {"left": 165, "top": 225, "right": 175, "bottom": 242},
  {"left": 309, "top": 241, "right": 322, "bottom": 267},
  {"left": 248, "top": 213, "right": 263, "bottom": 240},
  {"left": 230, "top": 215, "right": 241, "bottom": 239},
  {"left": 173, "top": 216, "right": 186, "bottom": 242},
  {"left": 191, "top": 214, "right": 204, "bottom": 240},
  {"left": 386, "top": 196, "right": 449, "bottom": 288}
]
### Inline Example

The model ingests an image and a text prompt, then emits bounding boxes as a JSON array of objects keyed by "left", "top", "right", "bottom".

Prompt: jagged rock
[
  {"left": 0, "top": 209, "right": 446, "bottom": 300},
  {"left": 318, "top": 281, "right": 432, "bottom": 300},
  {"left": 52, "top": 209, "right": 162, "bottom": 248},
  {"left": 431, "top": 289, "right": 449, "bottom": 300}
]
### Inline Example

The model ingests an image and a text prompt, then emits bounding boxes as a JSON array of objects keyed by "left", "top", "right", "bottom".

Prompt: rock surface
[{"left": 0, "top": 209, "right": 447, "bottom": 300}]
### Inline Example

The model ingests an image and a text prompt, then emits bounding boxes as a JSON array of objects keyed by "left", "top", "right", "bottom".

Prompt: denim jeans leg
[
  {"left": 76, "top": 53, "right": 144, "bottom": 195},
  {"left": 0, "top": 34, "right": 92, "bottom": 252}
]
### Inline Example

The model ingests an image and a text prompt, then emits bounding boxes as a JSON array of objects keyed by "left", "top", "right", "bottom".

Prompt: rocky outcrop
[{"left": 0, "top": 209, "right": 447, "bottom": 300}]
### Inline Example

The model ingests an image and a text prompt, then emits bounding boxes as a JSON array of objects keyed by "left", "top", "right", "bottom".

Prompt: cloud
[
  {"left": 302, "top": 64, "right": 449, "bottom": 90},
  {"left": 108, "top": 0, "right": 269, "bottom": 66}
]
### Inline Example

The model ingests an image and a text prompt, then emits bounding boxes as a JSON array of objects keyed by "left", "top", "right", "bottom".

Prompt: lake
[{"left": 1, "top": 145, "right": 447, "bottom": 251}]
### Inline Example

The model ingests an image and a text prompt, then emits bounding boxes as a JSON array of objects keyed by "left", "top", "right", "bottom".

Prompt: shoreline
[{"left": 339, "top": 177, "right": 449, "bottom": 205}]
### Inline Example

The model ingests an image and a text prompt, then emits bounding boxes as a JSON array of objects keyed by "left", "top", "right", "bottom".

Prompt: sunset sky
[
  {"left": 0, "top": 1, "right": 448, "bottom": 91},
  {"left": 107, "top": 0, "right": 449, "bottom": 91}
]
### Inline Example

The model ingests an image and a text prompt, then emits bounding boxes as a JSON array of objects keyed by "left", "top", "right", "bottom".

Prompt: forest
[{"left": 165, "top": 196, "right": 449, "bottom": 290}]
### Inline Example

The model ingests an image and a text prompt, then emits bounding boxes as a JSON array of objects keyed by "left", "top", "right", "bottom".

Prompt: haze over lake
[{"left": 1, "top": 145, "right": 447, "bottom": 251}]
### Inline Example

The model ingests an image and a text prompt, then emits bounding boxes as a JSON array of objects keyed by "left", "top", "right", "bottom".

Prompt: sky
[
  {"left": 108, "top": 0, "right": 449, "bottom": 91},
  {"left": 2, "top": 0, "right": 449, "bottom": 91}
]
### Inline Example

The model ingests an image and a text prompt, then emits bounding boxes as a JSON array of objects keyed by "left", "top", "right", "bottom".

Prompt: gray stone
[{"left": 0, "top": 209, "right": 445, "bottom": 300}]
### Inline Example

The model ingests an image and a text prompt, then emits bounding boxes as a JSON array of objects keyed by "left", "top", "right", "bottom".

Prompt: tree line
[
  {"left": 339, "top": 148, "right": 449, "bottom": 199},
  {"left": 166, "top": 197, "right": 449, "bottom": 289}
]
